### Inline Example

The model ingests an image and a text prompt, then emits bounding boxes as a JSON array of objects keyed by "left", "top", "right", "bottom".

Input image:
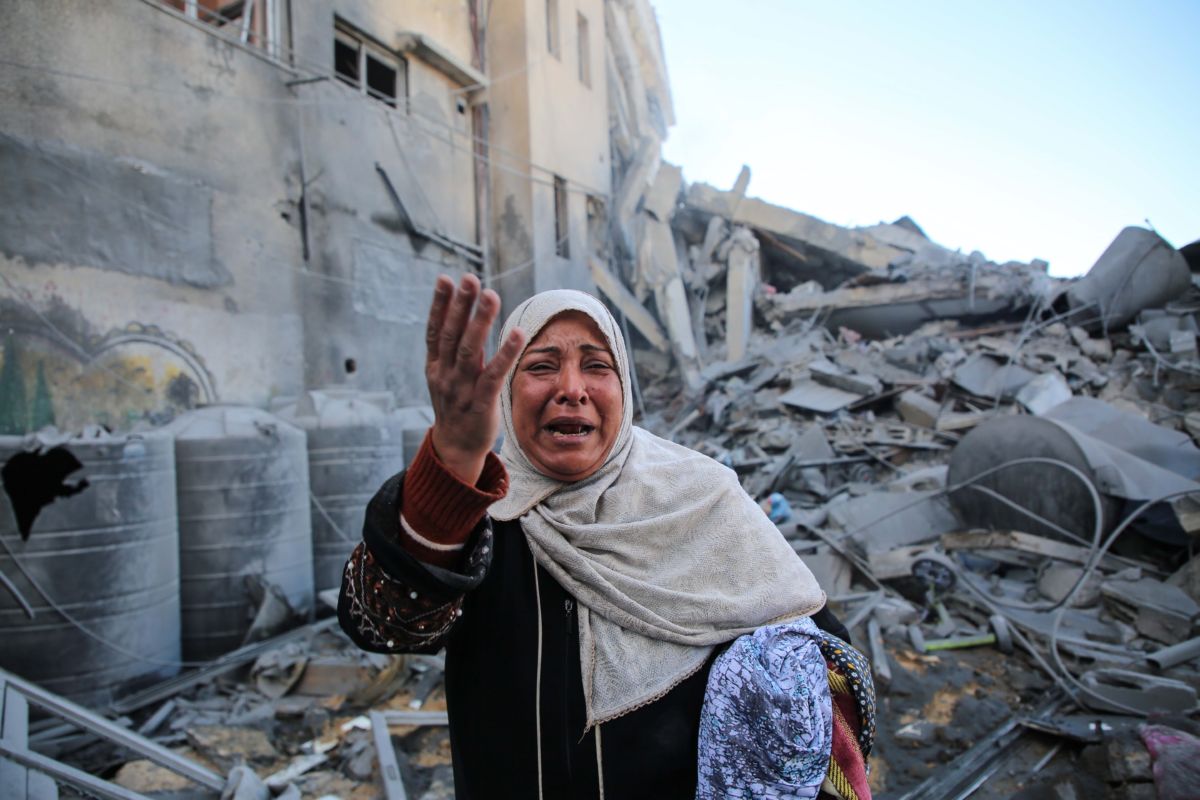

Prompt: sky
[{"left": 652, "top": 0, "right": 1200, "bottom": 277}]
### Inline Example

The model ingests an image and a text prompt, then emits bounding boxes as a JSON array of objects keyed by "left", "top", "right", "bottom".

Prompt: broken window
[
  {"left": 334, "top": 21, "right": 406, "bottom": 108},
  {"left": 159, "top": 0, "right": 280, "bottom": 56},
  {"left": 586, "top": 194, "right": 607, "bottom": 258},
  {"left": 577, "top": 13, "right": 591, "bottom": 87},
  {"left": 546, "top": 0, "right": 561, "bottom": 59},
  {"left": 554, "top": 175, "right": 570, "bottom": 259}
]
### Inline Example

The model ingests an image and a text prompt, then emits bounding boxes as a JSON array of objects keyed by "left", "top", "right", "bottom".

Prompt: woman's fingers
[
  {"left": 436, "top": 274, "right": 480, "bottom": 368},
  {"left": 425, "top": 275, "right": 455, "bottom": 366},
  {"left": 454, "top": 288, "right": 500, "bottom": 377},
  {"left": 476, "top": 327, "right": 526, "bottom": 402},
  {"left": 426, "top": 274, "right": 523, "bottom": 413}
]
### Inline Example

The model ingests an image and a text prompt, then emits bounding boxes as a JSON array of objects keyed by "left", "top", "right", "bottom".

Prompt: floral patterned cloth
[{"left": 696, "top": 616, "right": 833, "bottom": 799}]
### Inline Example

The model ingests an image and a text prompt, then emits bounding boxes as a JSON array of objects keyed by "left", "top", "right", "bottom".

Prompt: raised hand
[{"left": 425, "top": 273, "right": 526, "bottom": 485}]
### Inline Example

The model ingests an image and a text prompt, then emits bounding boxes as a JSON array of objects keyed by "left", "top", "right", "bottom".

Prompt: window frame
[
  {"left": 334, "top": 20, "right": 407, "bottom": 109},
  {"left": 553, "top": 176, "right": 570, "bottom": 259},
  {"left": 577, "top": 12, "right": 591, "bottom": 87},
  {"left": 546, "top": 0, "right": 561, "bottom": 59}
]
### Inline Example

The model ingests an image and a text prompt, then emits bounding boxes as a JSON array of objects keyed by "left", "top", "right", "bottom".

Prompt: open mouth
[{"left": 545, "top": 423, "right": 595, "bottom": 438}]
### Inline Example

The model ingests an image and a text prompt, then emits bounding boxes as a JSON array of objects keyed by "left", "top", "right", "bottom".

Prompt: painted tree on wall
[
  {"left": 30, "top": 361, "right": 56, "bottom": 431},
  {"left": 0, "top": 335, "right": 29, "bottom": 434}
]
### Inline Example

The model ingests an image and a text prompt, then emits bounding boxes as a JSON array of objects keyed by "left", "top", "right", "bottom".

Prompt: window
[
  {"left": 577, "top": 13, "right": 591, "bottom": 87},
  {"left": 161, "top": 0, "right": 280, "bottom": 57},
  {"left": 586, "top": 194, "right": 607, "bottom": 257},
  {"left": 554, "top": 176, "right": 570, "bottom": 258},
  {"left": 546, "top": 0, "right": 561, "bottom": 59},
  {"left": 335, "top": 22, "right": 406, "bottom": 108}
]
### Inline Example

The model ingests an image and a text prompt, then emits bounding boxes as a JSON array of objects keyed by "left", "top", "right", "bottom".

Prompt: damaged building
[{"left": 2, "top": 1, "right": 1200, "bottom": 799}]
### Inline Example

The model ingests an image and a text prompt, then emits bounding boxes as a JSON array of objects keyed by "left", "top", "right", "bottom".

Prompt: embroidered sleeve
[
  {"left": 337, "top": 470, "right": 494, "bottom": 654},
  {"left": 339, "top": 522, "right": 492, "bottom": 653}
]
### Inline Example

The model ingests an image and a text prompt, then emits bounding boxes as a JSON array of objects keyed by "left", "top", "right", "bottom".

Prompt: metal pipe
[
  {"left": 0, "top": 741, "right": 153, "bottom": 800},
  {"left": 371, "top": 711, "right": 409, "bottom": 800},
  {"left": 3, "top": 670, "right": 225, "bottom": 791},
  {"left": 1147, "top": 636, "right": 1200, "bottom": 670}
]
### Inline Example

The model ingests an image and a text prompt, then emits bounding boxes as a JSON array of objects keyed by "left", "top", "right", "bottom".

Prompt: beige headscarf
[{"left": 490, "top": 289, "right": 825, "bottom": 728}]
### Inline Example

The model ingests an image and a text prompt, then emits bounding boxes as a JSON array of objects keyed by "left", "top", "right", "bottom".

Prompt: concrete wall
[
  {"left": 288, "top": 0, "right": 479, "bottom": 403},
  {"left": 0, "top": 0, "right": 482, "bottom": 431},
  {"left": 487, "top": 0, "right": 610, "bottom": 314}
]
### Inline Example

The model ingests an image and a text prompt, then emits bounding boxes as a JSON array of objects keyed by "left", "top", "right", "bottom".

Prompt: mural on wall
[{"left": 0, "top": 295, "right": 217, "bottom": 434}]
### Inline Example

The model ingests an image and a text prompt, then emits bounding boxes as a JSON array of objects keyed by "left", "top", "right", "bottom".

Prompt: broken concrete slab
[
  {"left": 590, "top": 257, "right": 671, "bottom": 353},
  {"left": 1017, "top": 371, "right": 1073, "bottom": 415},
  {"left": 265, "top": 753, "right": 329, "bottom": 790},
  {"left": 292, "top": 657, "right": 380, "bottom": 698},
  {"left": 1130, "top": 308, "right": 1200, "bottom": 351},
  {"left": 778, "top": 379, "right": 860, "bottom": 414},
  {"left": 223, "top": 764, "right": 271, "bottom": 800},
  {"left": 700, "top": 357, "right": 759, "bottom": 384},
  {"left": 614, "top": 134, "right": 661, "bottom": 239},
  {"left": 760, "top": 278, "right": 1035, "bottom": 340},
  {"left": 1070, "top": 326, "right": 1114, "bottom": 361},
  {"left": 808, "top": 358, "right": 883, "bottom": 397},
  {"left": 186, "top": 726, "right": 277, "bottom": 769},
  {"left": 1078, "top": 668, "right": 1199, "bottom": 715},
  {"left": 896, "top": 390, "right": 942, "bottom": 428},
  {"left": 686, "top": 182, "right": 901, "bottom": 271},
  {"left": 934, "top": 410, "right": 990, "bottom": 433},
  {"left": 941, "top": 530, "right": 1129, "bottom": 573},
  {"left": 1168, "top": 553, "right": 1200, "bottom": 605},
  {"left": 1036, "top": 564, "right": 1102, "bottom": 607},
  {"left": 1100, "top": 576, "right": 1200, "bottom": 644},
  {"left": 113, "top": 758, "right": 196, "bottom": 795},
  {"left": 725, "top": 227, "right": 760, "bottom": 362},
  {"left": 799, "top": 547, "right": 853, "bottom": 598},
  {"left": 656, "top": 276, "right": 704, "bottom": 392},
  {"left": 828, "top": 489, "right": 959, "bottom": 554},
  {"left": 642, "top": 161, "right": 683, "bottom": 222},
  {"left": 952, "top": 355, "right": 1037, "bottom": 400}
]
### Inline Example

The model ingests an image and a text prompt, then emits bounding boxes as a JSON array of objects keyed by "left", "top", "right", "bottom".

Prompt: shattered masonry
[{"left": 2, "top": 0, "right": 1200, "bottom": 799}]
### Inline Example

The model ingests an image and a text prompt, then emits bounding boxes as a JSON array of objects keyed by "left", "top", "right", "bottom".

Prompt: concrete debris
[
  {"left": 1016, "top": 370, "right": 1073, "bottom": 415},
  {"left": 592, "top": 144, "right": 1199, "bottom": 796},
  {"left": 9, "top": 36, "right": 1194, "bottom": 800},
  {"left": 952, "top": 354, "right": 1038, "bottom": 400},
  {"left": 1078, "top": 669, "right": 1198, "bottom": 715},
  {"left": 896, "top": 390, "right": 942, "bottom": 428},
  {"left": 778, "top": 378, "right": 862, "bottom": 414},
  {"left": 222, "top": 765, "right": 271, "bottom": 800},
  {"left": 1099, "top": 576, "right": 1200, "bottom": 644},
  {"left": 8, "top": 623, "right": 453, "bottom": 800}
]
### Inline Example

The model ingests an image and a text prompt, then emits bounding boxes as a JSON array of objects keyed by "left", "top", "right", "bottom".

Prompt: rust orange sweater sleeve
[{"left": 399, "top": 430, "right": 508, "bottom": 568}]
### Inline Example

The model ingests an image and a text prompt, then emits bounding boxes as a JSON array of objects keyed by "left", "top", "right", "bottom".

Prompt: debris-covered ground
[
  {"left": 610, "top": 177, "right": 1200, "bottom": 798},
  {"left": 9, "top": 189, "right": 1200, "bottom": 798}
]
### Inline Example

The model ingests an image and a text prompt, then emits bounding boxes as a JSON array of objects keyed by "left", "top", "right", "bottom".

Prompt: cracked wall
[{"left": 0, "top": 0, "right": 493, "bottom": 430}]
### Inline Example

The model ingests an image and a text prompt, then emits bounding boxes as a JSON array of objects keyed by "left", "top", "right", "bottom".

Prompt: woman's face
[{"left": 511, "top": 311, "right": 623, "bottom": 482}]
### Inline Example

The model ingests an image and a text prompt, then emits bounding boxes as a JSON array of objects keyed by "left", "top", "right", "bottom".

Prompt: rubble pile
[
  {"left": 599, "top": 165, "right": 1200, "bottom": 796},
  {"left": 9, "top": 159, "right": 1197, "bottom": 796},
  {"left": 18, "top": 620, "right": 456, "bottom": 800}
]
